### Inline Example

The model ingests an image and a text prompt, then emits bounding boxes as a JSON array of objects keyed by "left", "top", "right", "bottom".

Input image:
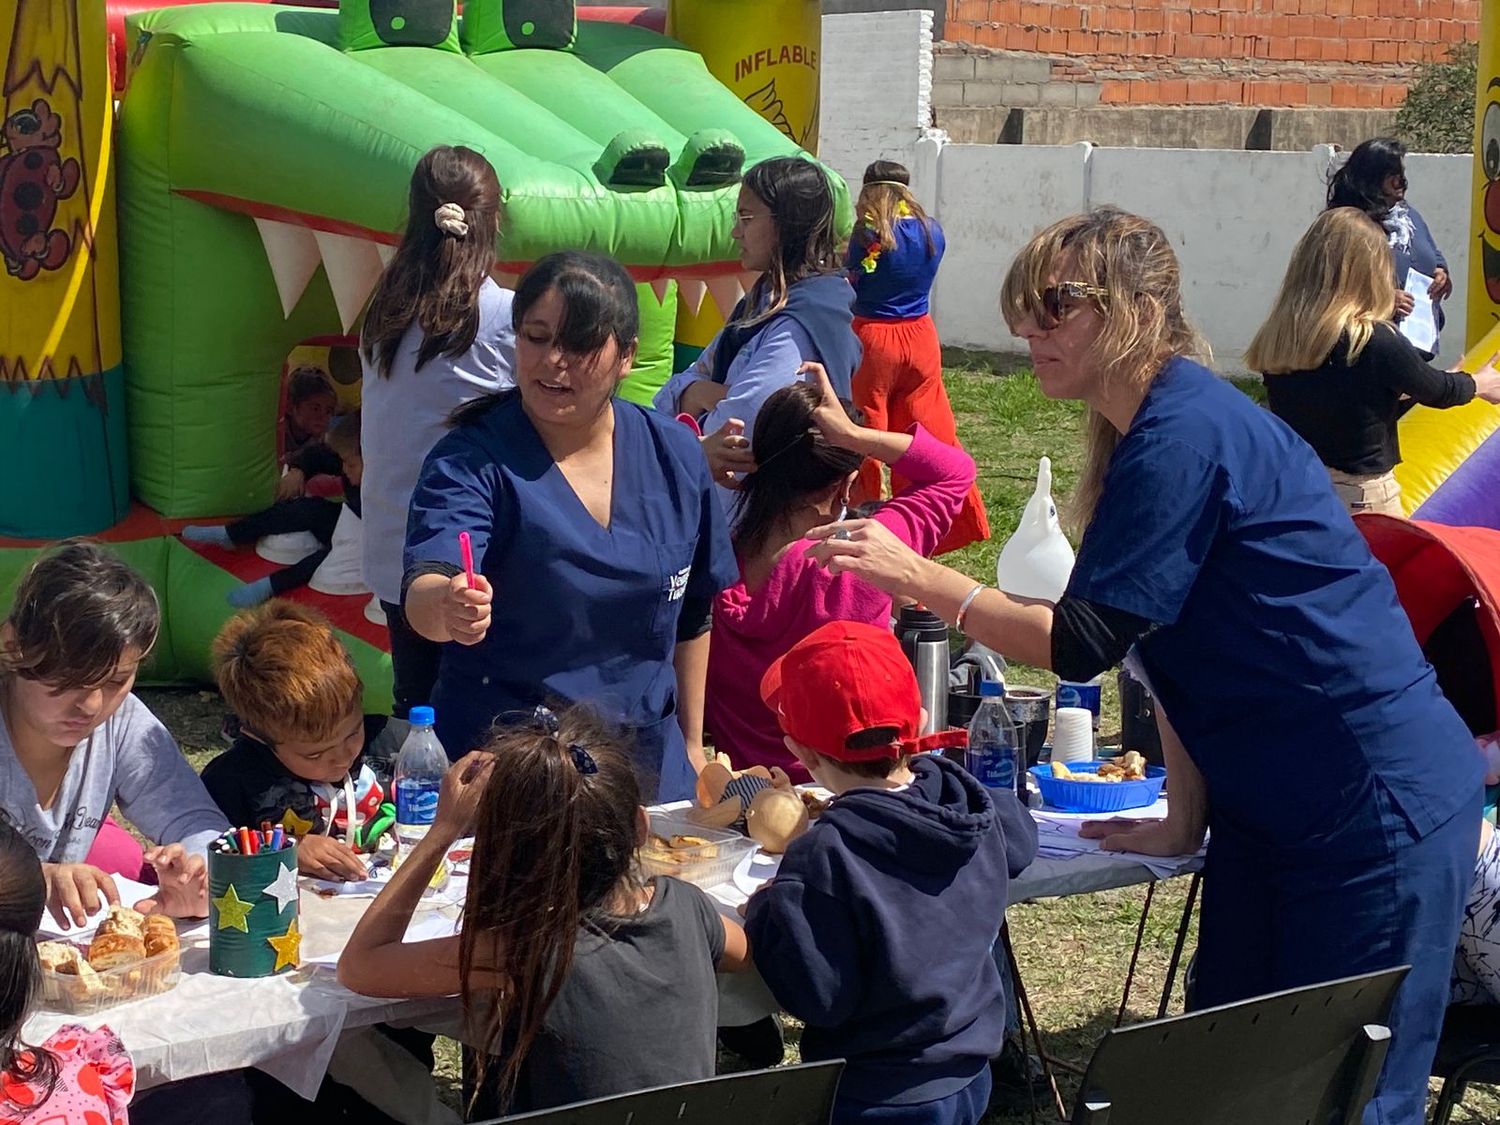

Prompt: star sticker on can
[
  {"left": 262, "top": 862, "right": 299, "bottom": 914},
  {"left": 212, "top": 884, "right": 254, "bottom": 932},
  {"left": 280, "top": 807, "right": 315, "bottom": 837},
  {"left": 266, "top": 918, "right": 301, "bottom": 972}
]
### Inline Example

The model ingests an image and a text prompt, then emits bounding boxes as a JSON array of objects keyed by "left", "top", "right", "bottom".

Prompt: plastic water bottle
[
  {"left": 966, "top": 679, "right": 1023, "bottom": 804},
  {"left": 393, "top": 706, "right": 446, "bottom": 845}
]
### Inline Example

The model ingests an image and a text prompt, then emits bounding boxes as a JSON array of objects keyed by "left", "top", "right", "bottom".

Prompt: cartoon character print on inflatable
[{"left": 0, "top": 98, "right": 81, "bottom": 280}]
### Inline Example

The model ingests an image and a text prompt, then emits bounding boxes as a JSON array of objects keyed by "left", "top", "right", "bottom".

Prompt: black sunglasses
[
  {"left": 1038, "top": 281, "right": 1110, "bottom": 329},
  {"left": 493, "top": 705, "right": 597, "bottom": 775}
]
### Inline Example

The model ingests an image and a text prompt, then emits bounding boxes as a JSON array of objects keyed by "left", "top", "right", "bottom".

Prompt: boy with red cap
[{"left": 745, "top": 620, "right": 1037, "bottom": 1124}]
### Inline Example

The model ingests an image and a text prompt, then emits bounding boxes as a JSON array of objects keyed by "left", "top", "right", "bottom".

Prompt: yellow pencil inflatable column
[
  {"left": 0, "top": 0, "right": 126, "bottom": 537},
  {"left": 667, "top": 0, "right": 823, "bottom": 362}
]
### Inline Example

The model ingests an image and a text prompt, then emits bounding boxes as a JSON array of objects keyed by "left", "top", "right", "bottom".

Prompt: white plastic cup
[{"left": 1051, "top": 706, "right": 1094, "bottom": 764}]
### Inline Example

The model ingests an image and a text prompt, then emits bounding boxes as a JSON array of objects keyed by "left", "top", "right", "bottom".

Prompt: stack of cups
[{"left": 1052, "top": 707, "right": 1095, "bottom": 765}]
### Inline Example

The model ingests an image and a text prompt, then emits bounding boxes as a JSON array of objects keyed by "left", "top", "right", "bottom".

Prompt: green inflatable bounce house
[{"left": 0, "top": 0, "right": 850, "bottom": 710}]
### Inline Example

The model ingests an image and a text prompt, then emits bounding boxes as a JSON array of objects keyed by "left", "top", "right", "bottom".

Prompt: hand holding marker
[
  {"left": 459, "top": 531, "right": 475, "bottom": 589},
  {"left": 447, "top": 531, "right": 492, "bottom": 645}
]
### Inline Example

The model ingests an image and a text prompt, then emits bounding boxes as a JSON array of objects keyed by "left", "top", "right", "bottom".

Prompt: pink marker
[{"left": 459, "top": 531, "right": 475, "bottom": 590}]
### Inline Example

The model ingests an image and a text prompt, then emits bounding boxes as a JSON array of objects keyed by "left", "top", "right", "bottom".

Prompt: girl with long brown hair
[
  {"left": 802, "top": 206, "right": 1486, "bottom": 1125},
  {"left": 707, "top": 364, "right": 975, "bottom": 780},
  {"left": 655, "top": 156, "right": 862, "bottom": 509},
  {"left": 844, "top": 160, "right": 989, "bottom": 555},
  {"left": 338, "top": 706, "right": 749, "bottom": 1116},
  {"left": 359, "top": 145, "right": 517, "bottom": 722},
  {"left": 1246, "top": 206, "right": 1500, "bottom": 516}
]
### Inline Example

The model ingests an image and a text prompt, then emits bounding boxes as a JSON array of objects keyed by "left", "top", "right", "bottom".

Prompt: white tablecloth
[
  {"left": 21, "top": 803, "right": 1201, "bottom": 1100},
  {"left": 23, "top": 887, "right": 463, "bottom": 1101}
]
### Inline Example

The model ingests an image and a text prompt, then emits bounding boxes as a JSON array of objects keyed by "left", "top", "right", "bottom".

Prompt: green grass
[{"left": 135, "top": 358, "right": 1496, "bottom": 1123}]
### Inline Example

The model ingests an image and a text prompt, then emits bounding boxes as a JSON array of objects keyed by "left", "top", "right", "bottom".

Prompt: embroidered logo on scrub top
[{"left": 667, "top": 566, "right": 691, "bottom": 601}]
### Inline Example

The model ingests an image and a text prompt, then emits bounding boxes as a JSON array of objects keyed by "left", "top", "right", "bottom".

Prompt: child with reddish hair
[{"left": 202, "top": 602, "right": 384, "bottom": 882}]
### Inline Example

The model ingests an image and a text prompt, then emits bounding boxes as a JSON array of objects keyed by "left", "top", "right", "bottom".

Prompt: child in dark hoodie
[{"left": 745, "top": 620, "right": 1037, "bottom": 1125}]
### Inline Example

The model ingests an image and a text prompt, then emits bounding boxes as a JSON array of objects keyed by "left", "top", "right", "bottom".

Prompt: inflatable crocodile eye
[
  {"left": 1484, "top": 102, "right": 1500, "bottom": 183},
  {"left": 10, "top": 109, "right": 39, "bottom": 136},
  {"left": 462, "top": 0, "right": 576, "bottom": 53},
  {"left": 340, "top": 0, "right": 460, "bottom": 52}
]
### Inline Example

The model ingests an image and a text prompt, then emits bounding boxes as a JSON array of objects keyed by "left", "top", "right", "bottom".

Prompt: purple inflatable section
[{"left": 1413, "top": 426, "right": 1500, "bottom": 530}]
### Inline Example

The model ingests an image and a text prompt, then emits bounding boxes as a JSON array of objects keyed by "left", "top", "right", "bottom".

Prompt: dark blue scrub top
[
  {"left": 404, "top": 392, "right": 738, "bottom": 802},
  {"left": 1067, "top": 358, "right": 1481, "bottom": 857}
]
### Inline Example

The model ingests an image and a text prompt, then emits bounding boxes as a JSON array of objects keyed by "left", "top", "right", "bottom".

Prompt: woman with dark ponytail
[
  {"left": 705, "top": 364, "right": 976, "bottom": 780},
  {"left": 0, "top": 821, "right": 135, "bottom": 1122},
  {"left": 655, "top": 157, "right": 862, "bottom": 510}
]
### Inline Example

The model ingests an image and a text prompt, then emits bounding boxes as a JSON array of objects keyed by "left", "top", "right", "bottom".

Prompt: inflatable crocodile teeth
[{"left": 120, "top": 0, "right": 850, "bottom": 518}]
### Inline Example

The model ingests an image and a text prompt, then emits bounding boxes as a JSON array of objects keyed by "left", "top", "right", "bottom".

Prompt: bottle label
[
  {"left": 395, "top": 777, "right": 441, "bottom": 825},
  {"left": 967, "top": 739, "right": 1017, "bottom": 791}
]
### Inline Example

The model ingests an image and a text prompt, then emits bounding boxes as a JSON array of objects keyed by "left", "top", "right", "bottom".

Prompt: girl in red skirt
[{"left": 845, "top": 161, "right": 989, "bottom": 555}]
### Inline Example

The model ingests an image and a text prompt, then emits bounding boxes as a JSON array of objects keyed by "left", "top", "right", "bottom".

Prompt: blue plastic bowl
[{"left": 1030, "top": 762, "right": 1166, "bottom": 813}]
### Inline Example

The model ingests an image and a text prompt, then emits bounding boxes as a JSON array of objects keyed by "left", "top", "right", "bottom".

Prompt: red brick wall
[{"left": 944, "top": 0, "right": 1479, "bottom": 107}]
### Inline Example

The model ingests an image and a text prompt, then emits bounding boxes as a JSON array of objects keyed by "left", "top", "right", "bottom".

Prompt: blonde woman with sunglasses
[
  {"left": 802, "top": 206, "right": 1483, "bottom": 1125},
  {"left": 1247, "top": 207, "right": 1500, "bottom": 516}
]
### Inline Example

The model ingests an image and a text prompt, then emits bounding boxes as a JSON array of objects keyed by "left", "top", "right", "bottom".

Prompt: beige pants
[{"left": 1328, "top": 468, "right": 1403, "bottom": 517}]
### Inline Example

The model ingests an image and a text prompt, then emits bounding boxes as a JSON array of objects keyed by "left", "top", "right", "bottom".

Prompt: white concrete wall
[
  {"left": 818, "top": 11, "right": 1474, "bottom": 369},
  {"left": 930, "top": 142, "right": 1092, "bottom": 351},
  {"left": 819, "top": 10, "right": 935, "bottom": 190},
  {"left": 926, "top": 143, "right": 1473, "bottom": 369}
]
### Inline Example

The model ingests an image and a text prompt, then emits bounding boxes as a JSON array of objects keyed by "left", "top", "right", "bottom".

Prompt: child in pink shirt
[
  {"left": 707, "top": 364, "right": 975, "bottom": 779},
  {"left": 0, "top": 821, "right": 134, "bottom": 1125}
]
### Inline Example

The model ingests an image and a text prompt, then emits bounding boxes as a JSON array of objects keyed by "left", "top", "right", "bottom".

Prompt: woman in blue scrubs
[
  {"left": 402, "top": 252, "right": 738, "bottom": 802},
  {"left": 805, "top": 208, "right": 1482, "bottom": 1125}
]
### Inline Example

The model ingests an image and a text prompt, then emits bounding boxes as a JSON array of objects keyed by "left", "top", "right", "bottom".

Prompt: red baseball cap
[{"left": 760, "top": 621, "right": 923, "bottom": 761}]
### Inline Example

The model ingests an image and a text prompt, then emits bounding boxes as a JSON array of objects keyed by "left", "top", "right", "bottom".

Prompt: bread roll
[
  {"left": 98, "top": 905, "right": 145, "bottom": 938},
  {"left": 143, "top": 917, "right": 179, "bottom": 959},
  {"left": 36, "top": 940, "right": 81, "bottom": 974},
  {"left": 87, "top": 930, "right": 146, "bottom": 970}
]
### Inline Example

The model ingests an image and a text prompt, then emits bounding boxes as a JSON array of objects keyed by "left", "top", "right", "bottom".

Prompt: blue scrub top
[
  {"left": 404, "top": 392, "right": 739, "bottom": 802},
  {"left": 1068, "top": 358, "right": 1481, "bottom": 858}
]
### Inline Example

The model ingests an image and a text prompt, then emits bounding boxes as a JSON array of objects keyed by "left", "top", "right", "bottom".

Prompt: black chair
[
  {"left": 1070, "top": 967, "right": 1407, "bottom": 1124},
  {"left": 1430, "top": 1005, "right": 1500, "bottom": 1125},
  {"left": 474, "top": 1062, "right": 845, "bottom": 1125}
]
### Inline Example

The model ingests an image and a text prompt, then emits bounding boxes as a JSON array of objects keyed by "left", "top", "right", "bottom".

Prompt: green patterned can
[{"left": 208, "top": 844, "right": 300, "bottom": 978}]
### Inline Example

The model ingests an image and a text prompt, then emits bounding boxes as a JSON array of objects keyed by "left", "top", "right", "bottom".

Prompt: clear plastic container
[
  {"left": 638, "top": 814, "right": 757, "bottom": 890},
  {"left": 37, "top": 942, "right": 182, "bottom": 1015}
]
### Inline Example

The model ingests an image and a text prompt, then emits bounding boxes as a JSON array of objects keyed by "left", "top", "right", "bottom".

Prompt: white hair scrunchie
[{"left": 434, "top": 202, "right": 469, "bottom": 239}]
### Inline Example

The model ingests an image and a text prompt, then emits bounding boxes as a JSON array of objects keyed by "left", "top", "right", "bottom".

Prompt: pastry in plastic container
[
  {"left": 637, "top": 814, "right": 756, "bottom": 890},
  {"left": 36, "top": 908, "right": 182, "bottom": 1015}
]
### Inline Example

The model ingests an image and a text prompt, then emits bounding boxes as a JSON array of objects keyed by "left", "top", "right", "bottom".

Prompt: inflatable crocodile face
[{"left": 118, "top": 0, "right": 849, "bottom": 518}]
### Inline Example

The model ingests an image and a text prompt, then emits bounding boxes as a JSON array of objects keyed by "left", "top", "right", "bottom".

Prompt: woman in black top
[{"left": 1247, "top": 207, "right": 1500, "bottom": 515}]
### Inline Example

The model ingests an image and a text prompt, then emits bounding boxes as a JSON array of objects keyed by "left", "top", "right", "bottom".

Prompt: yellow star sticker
[
  {"left": 266, "top": 918, "right": 301, "bottom": 972},
  {"left": 212, "top": 884, "right": 254, "bottom": 933},
  {"left": 280, "top": 807, "right": 314, "bottom": 837}
]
